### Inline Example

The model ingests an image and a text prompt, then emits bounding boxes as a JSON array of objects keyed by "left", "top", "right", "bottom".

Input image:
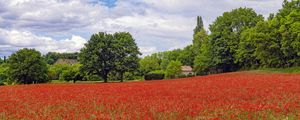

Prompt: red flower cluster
[{"left": 0, "top": 72, "right": 299, "bottom": 119}]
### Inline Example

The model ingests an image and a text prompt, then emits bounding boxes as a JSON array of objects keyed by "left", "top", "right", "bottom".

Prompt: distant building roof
[
  {"left": 181, "top": 66, "right": 193, "bottom": 72},
  {"left": 54, "top": 59, "right": 78, "bottom": 65}
]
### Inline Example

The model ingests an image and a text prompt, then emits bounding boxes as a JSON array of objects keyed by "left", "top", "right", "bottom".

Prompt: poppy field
[{"left": 0, "top": 72, "right": 300, "bottom": 119}]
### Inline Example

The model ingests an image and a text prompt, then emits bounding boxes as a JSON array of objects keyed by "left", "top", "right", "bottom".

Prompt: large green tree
[
  {"left": 114, "top": 32, "right": 141, "bottom": 82},
  {"left": 209, "top": 7, "right": 264, "bottom": 71},
  {"left": 276, "top": 0, "right": 300, "bottom": 66},
  {"left": 7, "top": 48, "right": 48, "bottom": 84},
  {"left": 236, "top": 0, "right": 300, "bottom": 68},
  {"left": 79, "top": 32, "right": 140, "bottom": 82}
]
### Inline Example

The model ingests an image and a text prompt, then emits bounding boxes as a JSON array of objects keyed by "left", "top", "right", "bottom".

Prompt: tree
[
  {"left": 193, "top": 29, "right": 208, "bottom": 50},
  {"left": 0, "top": 64, "right": 8, "bottom": 85},
  {"left": 44, "top": 52, "right": 60, "bottom": 64},
  {"left": 235, "top": 0, "right": 300, "bottom": 68},
  {"left": 178, "top": 45, "right": 196, "bottom": 66},
  {"left": 7, "top": 48, "right": 48, "bottom": 84},
  {"left": 79, "top": 32, "right": 140, "bottom": 83},
  {"left": 193, "top": 16, "right": 204, "bottom": 38},
  {"left": 113, "top": 32, "right": 141, "bottom": 82},
  {"left": 276, "top": 0, "right": 300, "bottom": 66},
  {"left": 0, "top": 58, "right": 3, "bottom": 64},
  {"left": 209, "top": 7, "right": 264, "bottom": 71},
  {"left": 193, "top": 34, "right": 216, "bottom": 75},
  {"left": 236, "top": 28, "right": 260, "bottom": 69},
  {"left": 165, "top": 60, "right": 182, "bottom": 79},
  {"left": 193, "top": 16, "right": 207, "bottom": 51},
  {"left": 160, "top": 49, "right": 181, "bottom": 70},
  {"left": 59, "top": 64, "right": 82, "bottom": 83},
  {"left": 139, "top": 55, "right": 161, "bottom": 75}
]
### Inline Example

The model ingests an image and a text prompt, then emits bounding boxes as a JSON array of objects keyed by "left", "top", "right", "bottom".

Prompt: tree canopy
[
  {"left": 7, "top": 48, "right": 48, "bottom": 84},
  {"left": 79, "top": 32, "right": 140, "bottom": 82}
]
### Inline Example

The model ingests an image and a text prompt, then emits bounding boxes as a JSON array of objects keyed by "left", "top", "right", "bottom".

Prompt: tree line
[
  {"left": 0, "top": 32, "right": 141, "bottom": 84},
  {"left": 140, "top": 0, "right": 300, "bottom": 75}
]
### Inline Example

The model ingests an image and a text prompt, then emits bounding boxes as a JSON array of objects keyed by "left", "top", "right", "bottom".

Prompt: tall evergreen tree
[{"left": 193, "top": 16, "right": 204, "bottom": 45}]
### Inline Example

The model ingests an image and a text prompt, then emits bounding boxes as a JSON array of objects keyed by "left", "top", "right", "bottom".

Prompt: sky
[{"left": 0, "top": 0, "right": 284, "bottom": 57}]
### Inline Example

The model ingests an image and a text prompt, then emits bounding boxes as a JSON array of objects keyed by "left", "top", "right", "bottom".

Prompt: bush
[
  {"left": 144, "top": 73, "right": 164, "bottom": 80},
  {"left": 83, "top": 75, "right": 103, "bottom": 81},
  {"left": 178, "top": 74, "right": 187, "bottom": 78},
  {"left": 0, "top": 80, "right": 4, "bottom": 86},
  {"left": 187, "top": 73, "right": 194, "bottom": 77},
  {"left": 59, "top": 69, "right": 75, "bottom": 81}
]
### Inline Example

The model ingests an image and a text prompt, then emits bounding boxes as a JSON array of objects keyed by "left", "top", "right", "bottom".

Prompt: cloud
[
  {"left": 0, "top": 0, "right": 285, "bottom": 57},
  {"left": 139, "top": 46, "right": 158, "bottom": 57},
  {"left": 0, "top": 28, "right": 86, "bottom": 56}
]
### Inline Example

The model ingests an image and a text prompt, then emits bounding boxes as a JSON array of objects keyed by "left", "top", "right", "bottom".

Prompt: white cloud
[
  {"left": 0, "top": 28, "right": 86, "bottom": 56},
  {"left": 139, "top": 46, "right": 158, "bottom": 57}
]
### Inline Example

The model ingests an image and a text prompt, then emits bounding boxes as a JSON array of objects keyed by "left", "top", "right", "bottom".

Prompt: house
[
  {"left": 54, "top": 59, "right": 78, "bottom": 65},
  {"left": 181, "top": 66, "right": 194, "bottom": 75}
]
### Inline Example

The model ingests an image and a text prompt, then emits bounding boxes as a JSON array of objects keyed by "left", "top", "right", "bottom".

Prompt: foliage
[
  {"left": 144, "top": 73, "right": 165, "bottom": 80},
  {"left": 59, "top": 64, "right": 82, "bottom": 82},
  {"left": 149, "top": 70, "right": 165, "bottom": 75},
  {"left": 193, "top": 16, "right": 204, "bottom": 41},
  {"left": 236, "top": 0, "right": 300, "bottom": 68},
  {"left": 7, "top": 48, "right": 48, "bottom": 84},
  {"left": 209, "top": 7, "right": 264, "bottom": 71},
  {"left": 0, "top": 64, "right": 8, "bottom": 85},
  {"left": 165, "top": 60, "right": 182, "bottom": 79},
  {"left": 160, "top": 49, "right": 182, "bottom": 70},
  {"left": 256, "top": 66, "right": 300, "bottom": 74},
  {"left": 113, "top": 32, "right": 141, "bottom": 82},
  {"left": 139, "top": 55, "right": 161, "bottom": 75},
  {"left": 193, "top": 29, "right": 208, "bottom": 50},
  {"left": 47, "top": 64, "right": 69, "bottom": 80},
  {"left": 178, "top": 45, "right": 196, "bottom": 66},
  {"left": 79, "top": 32, "right": 140, "bottom": 82},
  {"left": 83, "top": 74, "right": 103, "bottom": 81},
  {"left": 193, "top": 36, "right": 215, "bottom": 75},
  {"left": 0, "top": 58, "right": 3, "bottom": 64}
]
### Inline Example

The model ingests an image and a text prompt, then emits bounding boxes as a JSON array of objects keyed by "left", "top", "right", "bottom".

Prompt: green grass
[
  {"left": 248, "top": 66, "right": 300, "bottom": 74},
  {"left": 50, "top": 79, "right": 144, "bottom": 84}
]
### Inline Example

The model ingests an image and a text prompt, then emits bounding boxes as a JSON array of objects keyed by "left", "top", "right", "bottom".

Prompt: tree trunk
[
  {"left": 120, "top": 72, "right": 124, "bottom": 82},
  {"left": 103, "top": 74, "right": 108, "bottom": 83},
  {"left": 101, "top": 70, "right": 108, "bottom": 83}
]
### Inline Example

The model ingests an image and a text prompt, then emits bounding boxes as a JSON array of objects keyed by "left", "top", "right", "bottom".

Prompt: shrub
[
  {"left": 0, "top": 80, "right": 4, "bottom": 86},
  {"left": 83, "top": 75, "right": 103, "bottom": 81},
  {"left": 178, "top": 74, "right": 187, "bottom": 78},
  {"left": 144, "top": 73, "right": 164, "bottom": 80}
]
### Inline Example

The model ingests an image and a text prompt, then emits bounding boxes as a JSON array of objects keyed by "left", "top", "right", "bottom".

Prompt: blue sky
[{"left": 0, "top": 0, "right": 284, "bottom": 57}]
